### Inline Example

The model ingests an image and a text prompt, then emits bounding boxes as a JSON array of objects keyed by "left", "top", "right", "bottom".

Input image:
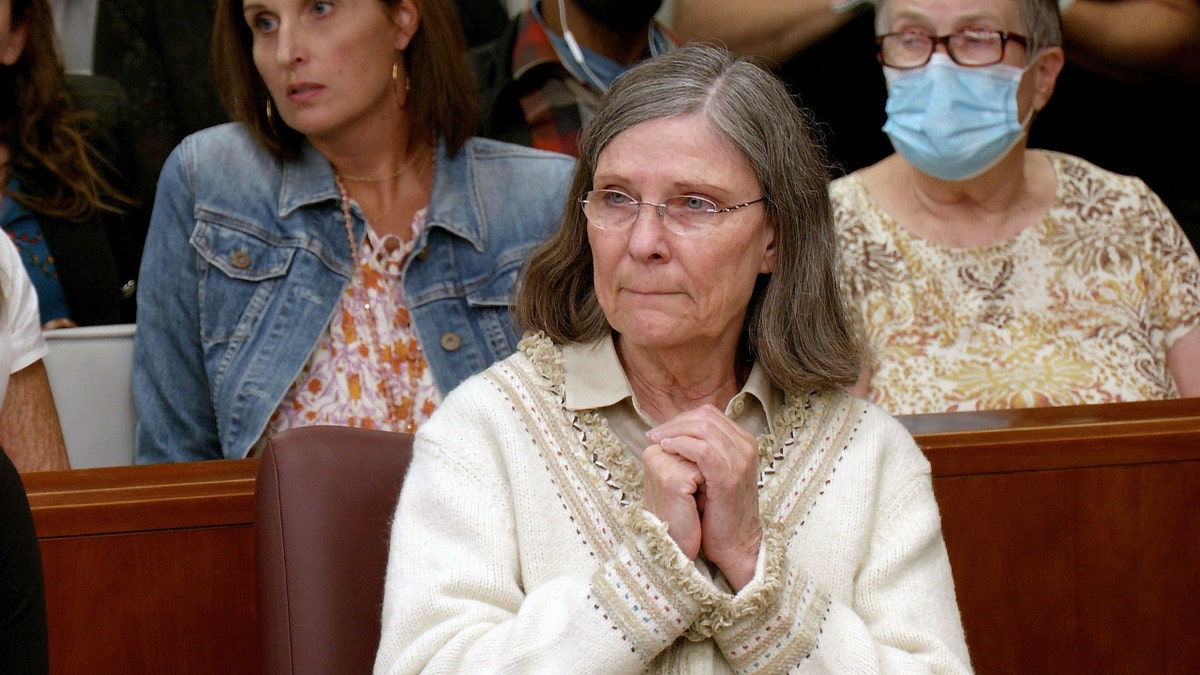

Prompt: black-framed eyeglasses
[
  {"left": 578, "top": 189, "right": 766, "bottom": 236},
  {"left": 876, "top": 29, "right": 1028, "bottom": 69}
]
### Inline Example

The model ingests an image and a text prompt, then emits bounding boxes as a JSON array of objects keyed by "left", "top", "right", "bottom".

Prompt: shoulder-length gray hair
[{"left": 515, "top": 43, "right": 862, "bottom": 393}]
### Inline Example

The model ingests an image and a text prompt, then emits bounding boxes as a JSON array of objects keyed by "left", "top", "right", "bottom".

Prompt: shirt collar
[
  {"left": 561, "top": 334, "right": 781, "bottom": 434},
  {"left": 562, "top": 336, "right": 631, "bottom": 410},
  {"left": 512, "top": 6, "right": 564, "bottom": 82}
]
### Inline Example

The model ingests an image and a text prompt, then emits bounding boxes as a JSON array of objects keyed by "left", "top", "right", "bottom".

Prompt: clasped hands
[{"left": 642, "top": 404, "right": 762, "bottom": 592}]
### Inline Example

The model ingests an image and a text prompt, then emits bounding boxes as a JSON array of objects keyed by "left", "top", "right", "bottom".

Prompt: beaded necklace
[{"left": 333, "top": 173, "right": 422, "bottom": 432}]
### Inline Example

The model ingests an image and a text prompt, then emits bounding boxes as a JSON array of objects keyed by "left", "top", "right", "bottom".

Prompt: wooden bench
[
  {"left": 23, "top": 459, "right": 259, "bottom": 674},
  {"left": 897, "top": 397, "right": 1200, "bottom": 674},
  {"left": 22, "top": 397, "right": 1200, "bottom": 673}
]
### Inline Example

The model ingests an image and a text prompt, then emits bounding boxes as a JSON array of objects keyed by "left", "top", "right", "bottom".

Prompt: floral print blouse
[
  {"left": 264, "top": 209, "right": 440, "bottom": 441},
  {"left": 833, "top": 151, "right": 1200, "bottom": 415}
]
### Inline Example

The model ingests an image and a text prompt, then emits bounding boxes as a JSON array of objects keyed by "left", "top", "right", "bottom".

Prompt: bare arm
[
  {"left": 671, "top": 0, "right": 865, "bottom": 63},
  {"left": 0, "top": 361, "right": 70, "bottom": 473},
  {"left": 1168, "top": 324, "right": 1200, "bottom": 398},
  {"left": 1063, "top": 0, "right": 1200, "bottom": 84}
]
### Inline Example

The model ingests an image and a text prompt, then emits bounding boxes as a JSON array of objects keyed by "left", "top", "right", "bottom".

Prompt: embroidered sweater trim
[{"left": 484, "top": 332, "right": 862, "bottom": 662}]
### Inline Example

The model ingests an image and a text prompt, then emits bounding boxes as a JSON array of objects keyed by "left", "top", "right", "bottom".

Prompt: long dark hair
[{"left": 0, "top": 0, "right": 130, "bottom": 220}]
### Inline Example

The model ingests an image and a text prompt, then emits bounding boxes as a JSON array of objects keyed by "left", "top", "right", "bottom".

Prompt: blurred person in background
[
  {"left": 93, "top": 0, "right": 510, "bottom": 234},
  {"left": 2, "top": 0, "right": 141, "bottom": 328},
  {"left": 833, "top": 0, "right": 1200, "bottom": 414},
  {"left": 133, "top": 0, "right": 574, "bottom": 462},
  {"left": 469, "top": 0, "right": 673, "bottom": 156}
]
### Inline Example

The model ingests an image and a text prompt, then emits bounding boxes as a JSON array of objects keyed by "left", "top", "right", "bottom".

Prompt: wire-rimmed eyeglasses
[
  {"left": 876, "top": 29, "right": 1028, "bottom": 69},
  {"left": 578, "top": 189, "right": 766, "bottom": 236}
]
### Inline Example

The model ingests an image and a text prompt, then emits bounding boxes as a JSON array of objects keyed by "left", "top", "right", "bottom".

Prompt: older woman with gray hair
[{"left": 375, "top": 44, "right": 971, "bottom": 674}]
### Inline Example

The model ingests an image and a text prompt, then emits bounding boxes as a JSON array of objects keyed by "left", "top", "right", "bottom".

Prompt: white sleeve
[
  {"left": 1, "top": 233, "right": 48, "bottom": 374},
  {"left": 806, "top": 471, "right": 972, "bottom": 674}
]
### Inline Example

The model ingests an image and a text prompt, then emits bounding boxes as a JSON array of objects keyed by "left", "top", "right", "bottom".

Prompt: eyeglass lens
[
  {"left": 879, "top": 30, "right": 1021, "bottom": 69},
  {"left": 581, "top": 190, "right": 722, "bottom": 234}
]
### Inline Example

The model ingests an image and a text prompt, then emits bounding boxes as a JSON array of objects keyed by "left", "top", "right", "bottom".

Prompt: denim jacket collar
[
  {"left": 275, "top": 137, "right": 489, "bottom": 254},
  {"left": 428, "top": 139, "right": 488, "bottom": 253},
  {"left": 278, "top": 143, "right": 339, "bottom": 218}
]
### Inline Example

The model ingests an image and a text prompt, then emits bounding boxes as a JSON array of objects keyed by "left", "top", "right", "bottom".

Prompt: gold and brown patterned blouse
[{"left": 833, "top": 151, "right": 1200, "bottom": 415}]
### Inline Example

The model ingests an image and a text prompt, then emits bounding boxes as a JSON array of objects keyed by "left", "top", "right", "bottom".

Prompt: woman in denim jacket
[{"left": 132, "top": 0, "right": 574, "bottom": 463}]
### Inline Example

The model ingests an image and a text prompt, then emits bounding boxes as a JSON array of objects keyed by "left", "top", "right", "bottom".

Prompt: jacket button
[
  {"left": 231, "top": 250, "right": 251, "bottom": 269},
  {"left": 120, "top": 280, "right": 137, "bottom": 298},
  {"left": 417, "top": 248, "right": 430, "bottom": 261},
  {"left": 439, "top": 332, "right": 461, "bottom": 352}
]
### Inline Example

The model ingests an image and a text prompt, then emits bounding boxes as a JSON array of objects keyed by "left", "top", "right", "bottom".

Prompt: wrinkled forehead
[
  {"left": 879, "top": 0, "right": 1024, "bottom": 32},
  {"left": 594, "top": 114, "right": 760, "bottom": 197}
]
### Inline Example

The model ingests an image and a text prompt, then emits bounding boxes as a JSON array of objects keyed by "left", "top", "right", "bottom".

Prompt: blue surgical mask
[{"left": 882, "top": 53, "right": 1033, "bottom": 181}]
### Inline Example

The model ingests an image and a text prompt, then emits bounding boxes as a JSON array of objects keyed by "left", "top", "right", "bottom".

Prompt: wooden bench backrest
[
  {"left": 23, "top": 459, "right": 259, "bottom": 675},
  {"left": 898, "top": 397, "right": 1200, "bottom": 674}
]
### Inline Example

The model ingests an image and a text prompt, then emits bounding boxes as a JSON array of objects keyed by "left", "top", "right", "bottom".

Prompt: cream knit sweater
[{"left": 375, "top": 335, "right": 972, "bottom": 674}]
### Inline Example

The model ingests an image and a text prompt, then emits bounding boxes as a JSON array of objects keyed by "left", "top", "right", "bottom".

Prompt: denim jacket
[{"left": 133, "top": 123, "right": 574, "bottom": 462}]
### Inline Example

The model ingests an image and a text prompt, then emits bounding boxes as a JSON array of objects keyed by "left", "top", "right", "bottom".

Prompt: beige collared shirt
[{"left": 560, "top": 336, "right": 782, "bottom": 456}]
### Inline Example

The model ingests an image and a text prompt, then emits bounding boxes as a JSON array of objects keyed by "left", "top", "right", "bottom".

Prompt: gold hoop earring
[
  {"left": 394, "top": 60, "right": 412, "bottom": 109},
  {"left": 265, "top": 97, "right": 274, "bottom": 124}
]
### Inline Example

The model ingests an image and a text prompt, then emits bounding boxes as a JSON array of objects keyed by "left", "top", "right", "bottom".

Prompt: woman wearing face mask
[{"left": 833, "top": 0, "right": 1200, "bottom": 415}]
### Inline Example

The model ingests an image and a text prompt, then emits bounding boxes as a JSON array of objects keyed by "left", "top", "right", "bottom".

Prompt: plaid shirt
[{"left": 488, "top": 10, "right": 673, "bottom": 157}]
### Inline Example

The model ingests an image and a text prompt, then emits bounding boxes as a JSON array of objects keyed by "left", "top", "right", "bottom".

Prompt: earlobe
[
  {"left": 1, "top": 17, "right": 29, "bottom": 66},
  {"left": 760, "top": 252, "right": 778, "bottom": 274}
]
